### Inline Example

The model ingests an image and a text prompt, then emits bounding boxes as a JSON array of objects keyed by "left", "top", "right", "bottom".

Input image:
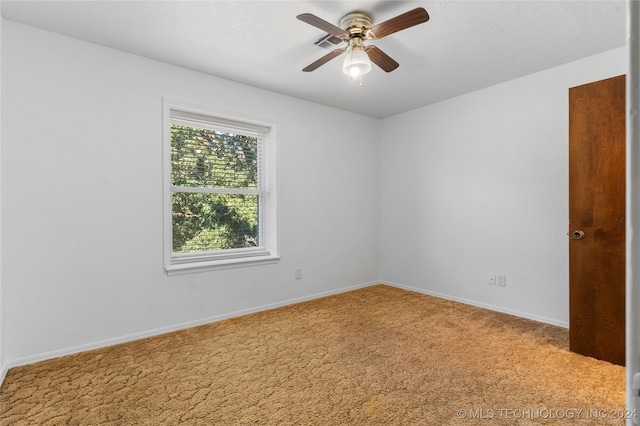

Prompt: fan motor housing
[{"left": 339, "top": 12, "right": 372, "bottom": 36}]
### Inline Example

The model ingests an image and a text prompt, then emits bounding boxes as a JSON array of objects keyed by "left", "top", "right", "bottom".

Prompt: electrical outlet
[
  {"left": 295, "top": 268, "right": 302, "bottom": 280},
  {"left": 497, "top": 274, "right": 507, "bottom": 287},
  {"left": 488, "top": 273, "right": 496, "bottom": 285}
]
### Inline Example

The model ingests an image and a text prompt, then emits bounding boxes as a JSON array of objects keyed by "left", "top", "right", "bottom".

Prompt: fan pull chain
[{"left": 348, "top": 73, "right": 365, "bottom": 87}]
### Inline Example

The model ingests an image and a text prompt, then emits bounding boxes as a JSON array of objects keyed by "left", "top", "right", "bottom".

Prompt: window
[{"left": 163, "top": 100, "right": 278, "bottom": 274}]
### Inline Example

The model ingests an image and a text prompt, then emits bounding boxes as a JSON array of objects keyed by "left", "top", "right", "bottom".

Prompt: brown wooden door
[{"left": 569, "top": 75, "right": 626, "bottom": 366}]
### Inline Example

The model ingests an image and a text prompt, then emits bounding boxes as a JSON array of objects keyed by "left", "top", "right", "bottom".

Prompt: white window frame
[{"left": 162, "top": 99, "right": 278, "bottom": 275}]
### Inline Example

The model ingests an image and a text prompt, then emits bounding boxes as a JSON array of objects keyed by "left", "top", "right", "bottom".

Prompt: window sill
[{"left": 165, "top": 254, "right": 280, "bottom": 276}]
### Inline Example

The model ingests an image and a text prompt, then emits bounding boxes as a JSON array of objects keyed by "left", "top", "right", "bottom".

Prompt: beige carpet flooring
[{"left": 0, "top": 284, "right": 627, "bottom": 425}]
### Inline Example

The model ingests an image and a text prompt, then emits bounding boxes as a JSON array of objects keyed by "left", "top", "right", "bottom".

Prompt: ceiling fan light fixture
[
  {"left": 298, "top": 8, "right": 429, "bottom": 75},
  {"left": 343, "top": 45, "right": 371, "bottom": 77}
]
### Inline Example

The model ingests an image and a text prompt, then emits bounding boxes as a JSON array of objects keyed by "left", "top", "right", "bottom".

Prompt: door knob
[{"left": 572, "top": 230, "right": 585, "bottom": 240}]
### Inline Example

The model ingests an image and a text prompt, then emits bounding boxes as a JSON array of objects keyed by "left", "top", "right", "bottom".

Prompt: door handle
[{"left": 571, "top": 230, "right": 585, "bottom": 240}]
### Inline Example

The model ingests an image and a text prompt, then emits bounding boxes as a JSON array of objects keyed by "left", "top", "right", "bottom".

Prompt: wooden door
[{"left": 569, "top": 75, "right": 626, "bottom": 366}]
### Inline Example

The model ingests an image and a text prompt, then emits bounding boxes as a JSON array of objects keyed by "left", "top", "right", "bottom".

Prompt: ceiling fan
[{"left": 297, "top": 7, "right": 430, "bottom": 78}]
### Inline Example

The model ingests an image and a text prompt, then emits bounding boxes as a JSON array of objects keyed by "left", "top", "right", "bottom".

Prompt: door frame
[{"left": 626, "top": 0, "right": 640, "bottom": 422}]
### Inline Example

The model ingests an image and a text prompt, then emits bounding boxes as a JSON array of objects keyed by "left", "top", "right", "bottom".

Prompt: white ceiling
[{"left": 1, "top": 1, "right": 627, "bottom": 119}]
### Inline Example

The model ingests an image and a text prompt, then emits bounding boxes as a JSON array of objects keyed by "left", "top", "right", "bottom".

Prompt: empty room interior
[{"left": 0, "top": 0, "right": 638, "bottom": 423}]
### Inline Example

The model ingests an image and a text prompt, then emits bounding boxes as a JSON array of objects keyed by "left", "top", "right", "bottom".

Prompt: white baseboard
[
  {"left": 0, "top": 362, "right": 7, "bottom": 389},
  {"left": 3, "top": 281, "right": 380, "bottom": 372},
  {"left": 1, "top": 279, "right": 568, "bottom": 379},
  {"left": 381, "top": 280, "right": 569, "bottom": 329}
]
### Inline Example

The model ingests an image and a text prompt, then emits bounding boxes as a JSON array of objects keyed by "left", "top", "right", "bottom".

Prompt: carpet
[{"left": 0, "top": 284, "right": 627, "bottom": 425}]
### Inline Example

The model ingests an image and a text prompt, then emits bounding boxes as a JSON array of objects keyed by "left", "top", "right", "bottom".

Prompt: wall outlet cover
[{"left": 497, "top": 274, "right": 507, "bottom": 287}]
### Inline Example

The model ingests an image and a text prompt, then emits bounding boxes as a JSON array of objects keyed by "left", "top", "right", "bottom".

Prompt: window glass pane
[
  {"left": 171, "top": 124, "right": 257, "bottom": 189},
  {"left": 172, "top": 192, "right": 259, "bottom": 253}
]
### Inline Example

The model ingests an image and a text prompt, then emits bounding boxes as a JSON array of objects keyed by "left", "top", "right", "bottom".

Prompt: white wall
[
  {"left": 1, "top": 20, "right": 380, "bottom": 365},
  {"left": 0, "top": 16, "right": 630, "bottom": 370},
  {"left": 379, "top": 47, "right": 628, "bottom": 327}
]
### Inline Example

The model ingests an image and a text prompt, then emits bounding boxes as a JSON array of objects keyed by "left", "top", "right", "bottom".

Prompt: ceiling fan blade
[
  {"left": 367, "top": 7, "right": 430, "bottom": 40},
  {"left": 365, "top": 46, "right": 399, "bottom": 73},
  {"left": 302, "top": 47, "right": 347, "bottom": 72},
  {"left": 297, "top": 13, "right": 349, "bottom": 39}
]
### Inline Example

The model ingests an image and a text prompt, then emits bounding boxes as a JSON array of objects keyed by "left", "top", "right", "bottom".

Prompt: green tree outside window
[{"left": 171, "top": 124, "right": 259, "bottom": 253}]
